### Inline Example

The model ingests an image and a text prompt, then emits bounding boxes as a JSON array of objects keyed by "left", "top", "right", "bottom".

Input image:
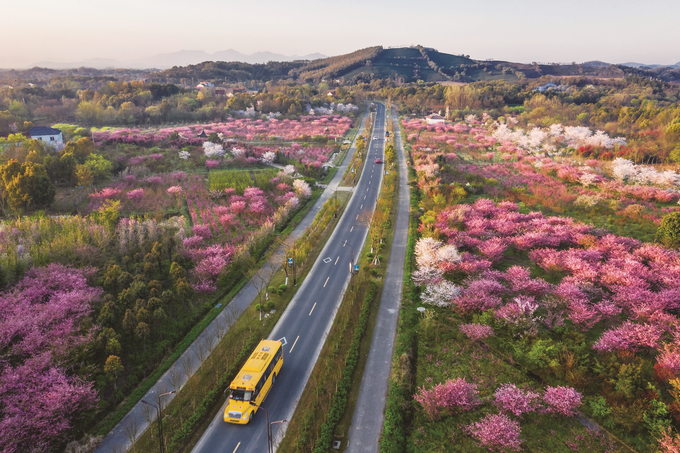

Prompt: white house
[
  {"left": 27, "top": 126, "right": 63, "bottom": 144},
  {"left": 425, "top": 113, "right": 446, "bottom": 125}
]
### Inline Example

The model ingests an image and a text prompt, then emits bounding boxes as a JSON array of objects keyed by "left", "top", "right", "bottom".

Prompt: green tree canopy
[{"left": 0, "top": 160, "right": 56, "bottom": 210}]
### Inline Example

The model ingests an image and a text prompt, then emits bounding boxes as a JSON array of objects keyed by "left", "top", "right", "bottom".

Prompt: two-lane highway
[{"left": 193, "top": 103, "right": 387, "bottom": 453}]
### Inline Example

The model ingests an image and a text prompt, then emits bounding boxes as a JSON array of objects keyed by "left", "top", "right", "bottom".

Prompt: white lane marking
[
  {"left": 356, "top": 214, "right": 359, "bottom": 220},
  {"left": 369, "top": 181, "right": 371, "bottom": 184},
  {"left": 366, "top": 188, "right": 369, "bottom": 192},
  {"left": 335, "top": 256, "right": 340, "bottom": 265},
  {"left": 364, "top": 195, "right": 366, "bottom": 200},
  {"left": 323, "top": 257, "right": 332, "bottom": 263},
  {"left": 278, "top": 337, "right": 288, "bottom": 346},
  {"left": 232, "top": 443, "right": 241, "bottom": 453},
  {"left": 290, "top": 336, "right": 300, "bottom": 353},
  {"left": 360, "top": 204, "right": 363, "bottom": 209},
  {"left": 324, "top": 276, "right": 330, "bottom": 287},
  {"left": 344, "top": 240, "right": 347, "bottom": 247},
  {"left": 350, "top": 226, "right": 354, "bottom": 232},
  {"left": 309, "top": 302, "right": 317, "bottom": 316}
]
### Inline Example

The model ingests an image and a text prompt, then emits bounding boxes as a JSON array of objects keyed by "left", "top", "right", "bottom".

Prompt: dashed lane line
[
  {"left": 289, "top": 335, "right": 300, "bottom": 353},
  {"left": 324, "top": 276, "right": 330, "bottom": 287},
  {"left": 309, "top": 303, "right": 316, "bottom": 316}
]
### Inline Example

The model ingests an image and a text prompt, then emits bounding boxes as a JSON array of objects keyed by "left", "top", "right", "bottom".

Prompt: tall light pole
[
  {"left": 249, "top": 402, "right": 272, "bottom": 453},
  {"left": 270, "top": 419, "right": 288, "bottom": 450},
  {"left": 142, "top": 391, "right": 175, "bottom": 453}
]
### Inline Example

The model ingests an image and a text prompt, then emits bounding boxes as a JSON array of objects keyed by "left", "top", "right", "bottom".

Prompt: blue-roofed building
[{"left": 27, "top": 126, "right": 63, "bottom": 144}]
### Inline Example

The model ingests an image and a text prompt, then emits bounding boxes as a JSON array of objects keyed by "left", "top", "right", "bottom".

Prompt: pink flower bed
[
  {"left": 419, "top": 199, "right": 680, "bottom": 370},
  {"left": 92, "top": 115, "right": 352, "bottom": 145}
]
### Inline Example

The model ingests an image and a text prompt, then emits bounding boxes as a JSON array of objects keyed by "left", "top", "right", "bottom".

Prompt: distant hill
[
  {"left": 8, "top": 49, "right": 327, "bottom": 70},
  {"left": 620, "top": 61, "right": 680, "bottom": 69},
  {"left": 6, "top": 45, "right": 680, "bottom": 85}
]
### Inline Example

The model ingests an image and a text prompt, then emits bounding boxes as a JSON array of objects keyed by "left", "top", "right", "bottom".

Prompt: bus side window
[{"left": 255, "top": 374, "right": 264, "bottom": 396}]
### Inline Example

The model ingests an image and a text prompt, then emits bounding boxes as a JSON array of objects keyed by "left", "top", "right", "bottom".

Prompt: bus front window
[{"left": 230, "top": 390, "right": 253, "bottom": 401}]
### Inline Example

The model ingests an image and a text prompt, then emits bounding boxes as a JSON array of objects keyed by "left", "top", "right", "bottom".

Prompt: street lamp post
[
  {"left": 270, "top": 419, "right": 288, "bottom": 449},
  {"left": 142, "top": 391, "right": 175, "bottom": 453}
]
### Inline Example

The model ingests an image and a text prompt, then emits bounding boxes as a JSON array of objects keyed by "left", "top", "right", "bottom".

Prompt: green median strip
[{"left": 278, "top": 143, "right": 399, "bottom": 453}]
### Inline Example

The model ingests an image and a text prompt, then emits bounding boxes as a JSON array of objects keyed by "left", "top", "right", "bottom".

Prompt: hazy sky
[{"left": 1, "top": 0, "right": 679, "bottom": 66}]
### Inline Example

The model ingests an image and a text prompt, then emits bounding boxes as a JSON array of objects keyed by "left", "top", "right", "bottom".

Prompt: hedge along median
[
  {"left": 130, "top": 192, "right": 352, "bottom": 453},
  {"left": 314, "top": 281, "right": 377, "bottom": 453}
]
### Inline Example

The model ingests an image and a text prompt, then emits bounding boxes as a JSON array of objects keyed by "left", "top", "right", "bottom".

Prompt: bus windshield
[{"left": 230, "top": 389, "right": 252, "bottom": 401}]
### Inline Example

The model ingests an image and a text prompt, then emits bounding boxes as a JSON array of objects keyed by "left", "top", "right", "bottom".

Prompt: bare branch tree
[
  {"left": 195, "top": 338, "right": 210, "bottom": 363},
  {"left": 168, "top": 367, "right": 183, "bottom": 393},
  {"left": 141, "top": 399, "right": 155, "bottom": 427},
  {"left": 181, "top": 354, "right": 194, "bottom": 381},
  {"left": 122, "top": 418, "right": 140, "bottom": 453}
]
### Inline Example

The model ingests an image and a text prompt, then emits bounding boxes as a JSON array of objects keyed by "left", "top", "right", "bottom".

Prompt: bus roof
[{"left": 230, "top": 339, "right": 281, "bottom": 390}]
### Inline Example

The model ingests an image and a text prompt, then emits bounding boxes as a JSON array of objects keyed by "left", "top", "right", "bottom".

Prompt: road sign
[
  {"left": 287, "top": 258, "right": 293, "bottom": 267},
  {"left": 353, "top": 264, "right": 360, "bottom": 273},
  {"left": 386, "top": 171, "right": 389, "bottom": 175}
]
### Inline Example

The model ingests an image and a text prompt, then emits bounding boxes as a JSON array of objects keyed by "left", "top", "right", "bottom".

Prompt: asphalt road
[
  {"left": 192, "top": 103, "right": 387, "bottom": 453},
  {"left": 346, "top": 105, "right": 409, "bottom": 453},
  {"left": 94, "top": 109, "right": 370, "bottom": 453}
]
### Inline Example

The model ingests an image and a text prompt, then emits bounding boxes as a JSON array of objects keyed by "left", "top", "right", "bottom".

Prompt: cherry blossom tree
[
  {"left": 542, "top": 386, "right": 582, "bottom": 416},
  {"left": 465, "top": 413, "right": 522, "bottom": 451},
  {"left": 414, "top": 377, "right": 480, "bottom": 420},
  {"left": 494, "top": 384, "right": 541, "bottom": 417},
  {"left": 0, "top": 264, "right": 102, "bottom": 452},
  {"left": 421, "top": 280, "right": 460, "bottom": 307},
  {"left": 459, "top": 323, "right": 495, "bottom": 341},
  {"left": 293, "top": 179, "right": 311, "bottom": 198}
]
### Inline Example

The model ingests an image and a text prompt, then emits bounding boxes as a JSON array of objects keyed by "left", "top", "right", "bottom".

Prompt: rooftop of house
[{"left": 27, "top": 126, "right": 62, "bottom": 136}]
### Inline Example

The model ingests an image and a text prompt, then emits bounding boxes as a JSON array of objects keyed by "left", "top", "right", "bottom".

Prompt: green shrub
[
  {"left": 657, "top": 212, "right": 680, "bottom": 247},
  {"left": 278, "top": 284, "right": 288, "bottom": 292},
  {"left": 266, "top": 301, "right": 275, "bottom": 309}
]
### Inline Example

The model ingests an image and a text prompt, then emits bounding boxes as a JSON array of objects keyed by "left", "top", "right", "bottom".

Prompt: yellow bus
[{"left": 224, "top": 339, "right": 283, "bottom": 424}]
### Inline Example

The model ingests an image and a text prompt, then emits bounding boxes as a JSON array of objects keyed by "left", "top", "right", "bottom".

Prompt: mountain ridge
[{"left": 8, "top": 49, "right": 328, "bottom": 70}]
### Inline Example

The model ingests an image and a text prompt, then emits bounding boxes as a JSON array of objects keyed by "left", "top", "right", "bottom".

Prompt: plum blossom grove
[
  {"left": 410, "top": 199, "right": 680, "bottom": 448},
  {"left": 91, "top": 115, "right": 352, "bottom": 145},
  {"left": 0, "top": 264, "right": 101, "bottom": 452}
]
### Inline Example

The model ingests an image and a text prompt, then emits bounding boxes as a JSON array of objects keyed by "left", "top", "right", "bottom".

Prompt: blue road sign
[
  {"left": 288, "top": 258, "right": 293, "bottom": 267},
  {"left": 353, "top": 264, "right": 360, "bottom": 273}
]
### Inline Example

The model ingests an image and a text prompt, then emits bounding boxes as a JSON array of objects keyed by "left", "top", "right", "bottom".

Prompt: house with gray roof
[{"left": 27, "top": 126, "right": 63, "bottom": 144}]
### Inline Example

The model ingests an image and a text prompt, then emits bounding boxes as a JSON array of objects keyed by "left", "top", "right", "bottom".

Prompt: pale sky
[{"left": 1, "top": 0, "right": 679, "bottom": 67}]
